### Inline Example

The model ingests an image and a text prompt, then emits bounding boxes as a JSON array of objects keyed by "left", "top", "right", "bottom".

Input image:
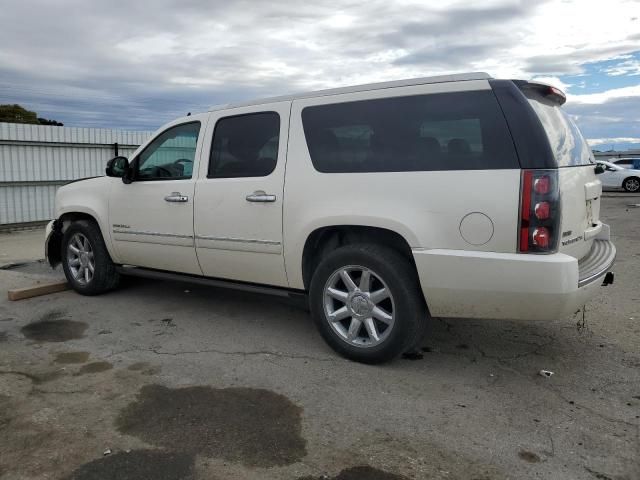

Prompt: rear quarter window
[{"left": 301, "top": 90, "right": 519, "bottom": 173}]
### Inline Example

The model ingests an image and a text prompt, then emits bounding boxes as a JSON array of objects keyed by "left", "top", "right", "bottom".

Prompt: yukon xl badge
[
  {"left": 562, "top": 235, "right": 583, "bottom": 246},
  {"left": 113, "top": 224, "right": 130, "bottom": 229}
]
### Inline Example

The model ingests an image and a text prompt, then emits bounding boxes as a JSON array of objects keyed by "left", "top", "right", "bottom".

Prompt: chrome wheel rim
[
  {"left": 323, "top": 265, "right": 395, "bottom": 348},
  {"left": 67, "top": 233, "right": 95, "bottom": 285},
  {"left": 626, "top": 178, "right": 640, "bottom": 192}
]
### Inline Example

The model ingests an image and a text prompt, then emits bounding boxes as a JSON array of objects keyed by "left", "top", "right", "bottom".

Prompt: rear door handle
[
  {"left": 246, "top": 191, "right": 276, "bottom": 203},
  {"left": 164, "top": 192, "right": 189, "bottom": 203}
]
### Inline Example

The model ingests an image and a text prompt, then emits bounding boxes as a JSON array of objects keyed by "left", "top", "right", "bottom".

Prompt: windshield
[{"left": 522, "top": 87, "right": 594, "bottom": 167}]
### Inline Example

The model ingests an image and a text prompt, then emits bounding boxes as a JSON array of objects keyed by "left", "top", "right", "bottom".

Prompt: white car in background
[{"left": 596, "top": 160, "right": 640, "bottom": 192}]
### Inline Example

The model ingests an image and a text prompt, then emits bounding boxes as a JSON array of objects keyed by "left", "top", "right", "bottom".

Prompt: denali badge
[{"left": 112, "top": 224, "right": 130, "bottom": 229}]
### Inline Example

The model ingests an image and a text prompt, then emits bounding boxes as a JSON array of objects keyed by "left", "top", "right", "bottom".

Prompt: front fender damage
[{"left": 45, "top": 219, "right": 64, "bottom": 268}]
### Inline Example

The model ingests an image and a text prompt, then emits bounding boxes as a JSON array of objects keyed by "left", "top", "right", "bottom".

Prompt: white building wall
[{"left": 0, "top": 122, "right": 152, "bottom": 226}]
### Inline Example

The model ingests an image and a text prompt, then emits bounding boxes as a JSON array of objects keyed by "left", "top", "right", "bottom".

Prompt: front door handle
[
  {"left": 164, "top": 192, "right": 189, "bottom": 203},
  {"left": 246, "top": 190, "right": 276, "bottom": 203}
]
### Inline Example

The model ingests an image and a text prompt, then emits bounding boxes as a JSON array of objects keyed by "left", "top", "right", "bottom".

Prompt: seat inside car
[
  {"left": 447, "top": 138, "right": 471, "bottom": 155},
  {"left": 309, "top": 129, "right": 343, "bottom": 171},
  {"left": 411, "top": 136, "right": 441, "bottom": 168},
  {"left": 215, "top": 135, "right": 276, "bottom": 177}
]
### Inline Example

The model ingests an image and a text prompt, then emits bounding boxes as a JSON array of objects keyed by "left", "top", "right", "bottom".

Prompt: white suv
[{"left": 45, "top": 73, "right": 616, "bottom": 363}]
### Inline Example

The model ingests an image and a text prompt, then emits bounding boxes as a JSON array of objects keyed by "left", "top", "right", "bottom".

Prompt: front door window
[{"left": 136, "top": 122, "right": 201, "bottom": 180}]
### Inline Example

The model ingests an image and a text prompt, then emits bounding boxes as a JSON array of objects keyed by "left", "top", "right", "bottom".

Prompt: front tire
[
  {"left": 623, "top": 177, "right": 640, "bottom": 193},
  {"left": 309, "top": 244, "right": 427, "bottom": 363},
  {"left": 61, "top": 220, "right": 120, "bottom": 295}
]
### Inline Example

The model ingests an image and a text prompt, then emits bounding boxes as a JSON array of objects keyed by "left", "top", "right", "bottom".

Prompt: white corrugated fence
[{"left": 0, "top": 122, "right": 152, "bottom": 227}]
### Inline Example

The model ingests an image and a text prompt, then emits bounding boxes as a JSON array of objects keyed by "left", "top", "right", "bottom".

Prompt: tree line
[{"left": 0, "top": 104, "right": 64, "bottom": 126}]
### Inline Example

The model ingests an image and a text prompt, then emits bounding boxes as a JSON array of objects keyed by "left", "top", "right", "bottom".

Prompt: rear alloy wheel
[
  {"left": 310, "top": 243, "right": 427, "bottom": 363},
  {"left": 323, "top": 266, "right": 395, "bottom": 348},
  {"left": 623, "top": 177, "right": 640, "bottom": 193}
]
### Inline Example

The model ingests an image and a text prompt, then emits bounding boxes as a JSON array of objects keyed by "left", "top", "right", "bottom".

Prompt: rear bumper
[
  {"left": 413, "top": 229, "right": 616, "bottom": 320},
  {"left": 578, "top": 237, "right": 616, "bottom": 287}
]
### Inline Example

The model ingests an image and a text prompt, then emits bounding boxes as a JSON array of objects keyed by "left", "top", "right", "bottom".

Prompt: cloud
[
  {"left": 523, "top": 47, "right": 638, "bottom": 76},
  {"left": 531, "top": 76, "right": 572, "bottom": 92},
  {"left": 0, "top": 0, "right": 639, "bottom": 136},
  {"left": 602, "top": 58, "right": 640, "bottom": 76},
  {"left": 565, "top": 95, "right": 640, "bottom": 147},
  {"left": 568, "top": 85, "right": 640, "bottom": 104},
  {"left": 587, "top": 137, "right": 640, "bottom": 147}
]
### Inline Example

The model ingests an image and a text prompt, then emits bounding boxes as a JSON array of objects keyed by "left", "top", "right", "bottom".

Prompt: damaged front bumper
[{"left": 45, "top": 219, "right": 63, "bottom": 268}]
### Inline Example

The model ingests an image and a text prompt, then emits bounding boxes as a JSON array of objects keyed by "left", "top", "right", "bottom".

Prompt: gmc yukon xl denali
[{"left": 45, "top": 73, "right": 616, "bottom": 363}]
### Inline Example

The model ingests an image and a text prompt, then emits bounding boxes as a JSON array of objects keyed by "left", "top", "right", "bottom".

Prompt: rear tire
[
  {"left": 61, "top": 220, "right": 120, "bottom": 295},
  {"left": 309, "top": 243, "right": 428, "bottom": 364},
  {"left": 623, "top": 177, "right": 640, "bottom": 193}
]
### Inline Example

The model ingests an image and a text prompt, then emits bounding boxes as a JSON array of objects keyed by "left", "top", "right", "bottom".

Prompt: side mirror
[
  {"left": 106, "top": 156, "right": 129, "bottom": 178},
  {"left": 594, "top": 164, "right": 605, "bottom": 175}
]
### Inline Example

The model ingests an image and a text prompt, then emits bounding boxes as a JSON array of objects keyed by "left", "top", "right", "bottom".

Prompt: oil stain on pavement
[
  {"left": 21, "top": 311, "right": 87, "bottom": 342},
  {"left": 116, "top": 384, "right": 307, "bottom": 467},
  {"left": 299, "top": 466, "right": 411, "bottom": 480},
  {"left": 54, "top": 351, "right": 90, "bottom": 364},
  {"left": 518, "top": 450, "right": 541, "bottom": 463},
  {"left": 126, "top": 362, "right": 161, "bottom": 375},
  {"left": 64, "top": 449, "right": 195, "bottom": 480},
  {"left": 76, "top": 361, "right": 113, "bottom": 375}
]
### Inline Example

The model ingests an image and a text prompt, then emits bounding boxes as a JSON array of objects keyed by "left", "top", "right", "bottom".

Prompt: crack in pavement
[
  {"left": 0, "top": 370, "right": 41, "bottom": 382},
  {"left": 32, "top": 387, "right": 92, "bottom": 395},
  {"left": 546, "top": 425, "right": 556, "bottom": 457},
  {"left": 105, "top": 346, "right": 339, "bottom": 363},
  {"left": 436, "top": 317, "right": 555, "bottom": 361},
  {"left": 434, "top": 319, "right": 639, "bottom": 429}
]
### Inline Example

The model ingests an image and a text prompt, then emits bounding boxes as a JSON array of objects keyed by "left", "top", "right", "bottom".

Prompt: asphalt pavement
[{"left": 0, "top": 195, "right": 638, "bottom": 480}]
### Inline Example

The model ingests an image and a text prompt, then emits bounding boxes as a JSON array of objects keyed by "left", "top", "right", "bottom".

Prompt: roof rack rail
[{"left": 210, "top": 72, "right": 492, "bottom": 111}]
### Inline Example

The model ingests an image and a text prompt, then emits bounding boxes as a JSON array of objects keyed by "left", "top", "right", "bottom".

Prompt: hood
[{"left": 64, "top": 176, "right": 102, "bottom": 186}]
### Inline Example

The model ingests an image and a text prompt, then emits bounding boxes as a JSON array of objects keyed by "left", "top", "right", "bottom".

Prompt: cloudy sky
[{"left": 1, "top": 0, "right": 639, "bottom": 150}]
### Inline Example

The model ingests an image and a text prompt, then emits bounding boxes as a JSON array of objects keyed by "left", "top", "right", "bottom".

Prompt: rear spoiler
[{"left": 512, "top": 80, "right": 567, "bottom": 105}]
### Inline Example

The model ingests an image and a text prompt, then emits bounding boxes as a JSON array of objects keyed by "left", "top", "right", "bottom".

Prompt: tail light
[{"left": 518, "top": 170, "right": 560, "bottom": 253}]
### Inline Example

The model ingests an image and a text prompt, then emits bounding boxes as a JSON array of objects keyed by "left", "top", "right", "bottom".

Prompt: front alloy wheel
[
  {"left": 66, "top": 233, "right": 95, "bottom": 285},
  {"left": 324, "top": 266, "right": 395, "bottom": 348},
  {"left": 61, "top": 220, "right": 120, "bottom": 295}
]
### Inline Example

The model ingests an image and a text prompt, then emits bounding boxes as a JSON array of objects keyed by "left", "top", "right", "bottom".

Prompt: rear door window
[
  {"left": 208, "top": 112, "right": 280, "bottom": 178},
  {"left": 301, "top": 90, "right": 518, "bottom": 173}
]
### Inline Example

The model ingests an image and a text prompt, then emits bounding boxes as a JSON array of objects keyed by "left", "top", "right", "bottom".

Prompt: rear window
[
  {"left": 521, "top": 88, "right": 593, "bottom": 167},
  {"left": 301, "top": 90, "right": 519, "bottom": 173}
]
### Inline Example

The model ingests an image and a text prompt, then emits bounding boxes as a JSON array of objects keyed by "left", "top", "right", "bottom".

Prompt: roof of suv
[{"left": 209, "top": 72, "right": 492, "bottom": 111}]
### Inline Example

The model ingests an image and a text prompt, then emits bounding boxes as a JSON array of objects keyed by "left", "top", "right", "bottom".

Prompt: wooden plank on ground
[{"left": 8, "top": 281, "right": 69, "bottom": 301}]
